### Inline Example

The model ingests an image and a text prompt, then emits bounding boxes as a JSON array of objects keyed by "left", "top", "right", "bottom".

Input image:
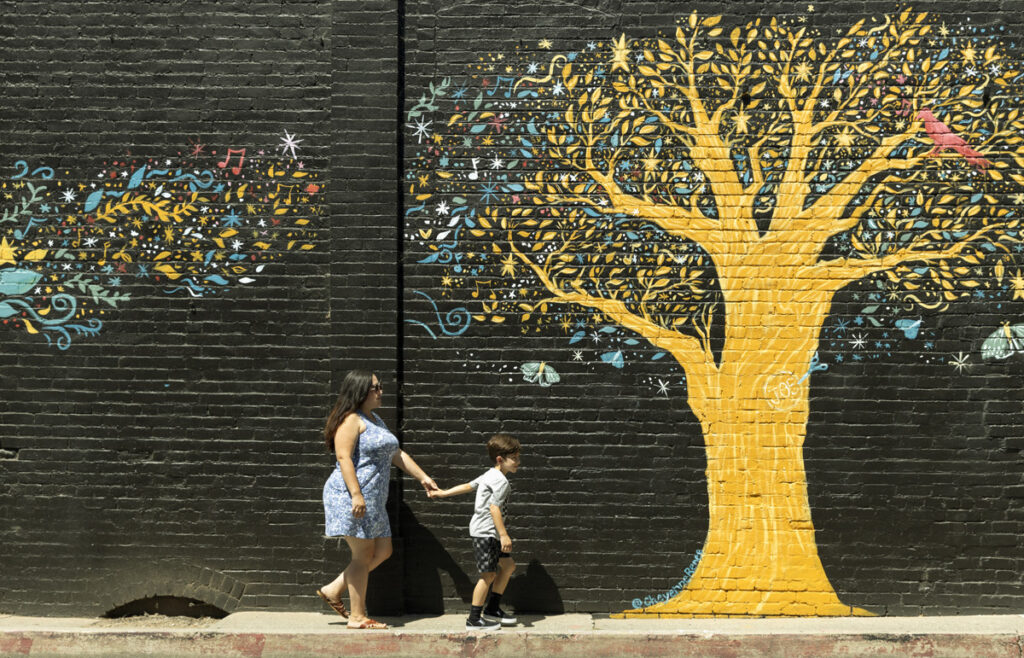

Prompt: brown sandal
[
  {"left": 348, "top": 618, "right": 389, "bottom": 630},
  {"left": 316, "top": 589, "right": 349, "bottom": 618}
]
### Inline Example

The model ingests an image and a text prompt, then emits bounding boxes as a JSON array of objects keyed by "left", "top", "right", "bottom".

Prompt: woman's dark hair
[{"left": 324, "top": 370, "right": 376, "bottom": 452}]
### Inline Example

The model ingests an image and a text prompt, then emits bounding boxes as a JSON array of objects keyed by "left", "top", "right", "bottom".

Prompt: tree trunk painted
[{"left": 626, "top": 291, "right": 872, "bottom": 617}]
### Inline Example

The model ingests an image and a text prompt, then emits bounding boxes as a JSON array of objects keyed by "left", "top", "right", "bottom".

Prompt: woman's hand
[
  {"left": 420, "top": 477, "right": 439, "bottom": 496},
  {"left": 351, "top": 493, "right": 367, "bottom": 518}
]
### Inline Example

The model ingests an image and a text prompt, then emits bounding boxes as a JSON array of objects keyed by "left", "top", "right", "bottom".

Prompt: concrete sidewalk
[{"left": 2, "top": 611, "right": 1023, "bottom": 657}]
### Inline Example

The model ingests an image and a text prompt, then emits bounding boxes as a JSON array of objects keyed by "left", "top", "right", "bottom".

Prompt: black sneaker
[
  {"left": 481, "top": 607, "right": 517, "bottom": 625},
  {"left": 465, "top": 617, "right": 501, "bottom": 631}
]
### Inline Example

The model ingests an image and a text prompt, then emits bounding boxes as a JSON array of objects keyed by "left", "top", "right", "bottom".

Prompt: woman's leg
[
  {"left": 342, "top": 536, "right": 376, "bottom": 622},
  {"left": 320, "top": 537, "right": 392, "bottom": 604},
  {"left": 369, "top": 537, "right": 393, "bottom": 572}
]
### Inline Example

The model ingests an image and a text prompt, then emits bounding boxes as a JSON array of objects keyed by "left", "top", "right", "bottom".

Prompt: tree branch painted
[{"left": 407, "top": 10, "right": 1024, "bottom": 616}]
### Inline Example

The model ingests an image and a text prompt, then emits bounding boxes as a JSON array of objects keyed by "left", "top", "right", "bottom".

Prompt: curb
[{"left": 2, "top": 629, "right": 1022, "bottom": 658}]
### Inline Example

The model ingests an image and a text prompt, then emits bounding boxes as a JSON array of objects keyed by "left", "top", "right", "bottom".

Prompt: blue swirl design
[
  {"left": 1, "top": 293, "right": 78, "bottom": 326},
  {"left": 417, "top": 227, "right": 464, "bottom": 272},
  {"left": 1, "top": 293, "right": 103, "bottom": 350},
  {"left": 12, "top": 160, "right": 55, "bottom": 180},
  {"left": 404, "top": 289, "right": 471, "bottom": 339}
]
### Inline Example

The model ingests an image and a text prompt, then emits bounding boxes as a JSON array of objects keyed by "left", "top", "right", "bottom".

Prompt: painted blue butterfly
[
  {"left": 521, "top": 361, "right": 560, "bottom": 386},
  {"left": 895, "top": 318, "right": 922, "bottom": 340},
  {"left": 600, "top": 350, "right": 624, "bottom": 368}
]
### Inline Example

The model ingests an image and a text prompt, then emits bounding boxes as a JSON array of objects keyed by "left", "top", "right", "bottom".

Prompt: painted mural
[
  {"left": 0, "top": 134, "right": 321, "bottom": 348},
  {"left": 406, "top": 9, "right": 1024, "bottom": 616}
]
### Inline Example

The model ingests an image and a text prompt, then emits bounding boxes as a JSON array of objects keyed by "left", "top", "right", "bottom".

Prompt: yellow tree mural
[{"left": 407, "top": 10, "right": 1024, "bottom": 616}]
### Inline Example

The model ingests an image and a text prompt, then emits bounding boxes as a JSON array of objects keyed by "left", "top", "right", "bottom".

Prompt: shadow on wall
[{"left": 398, "top": 503, "right": 564, "bottom": 614}]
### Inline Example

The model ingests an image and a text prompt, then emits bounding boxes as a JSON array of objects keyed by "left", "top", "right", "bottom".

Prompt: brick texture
[{"left": 0, "top": 0, "right": 1022, "bottom": 619}]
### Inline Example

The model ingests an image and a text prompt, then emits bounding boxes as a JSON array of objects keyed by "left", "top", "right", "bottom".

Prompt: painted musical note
[
  {"left": 97, "top": 242, "right": 111, "bottom": 267},
  {"left": 486, "top": 75, "right": 517, "bottom": 99},
  {"left": 269, "top": 183, "right": 298, "bottom": 204},
  {"left": 14, "top": 217, "right": 46, "bottom": 240},
  {"left": 216, "top": 148, "right": 246, "bottom": 175},
  {"left": 468, "top": 158, "right": 480, "bottom": 181}
]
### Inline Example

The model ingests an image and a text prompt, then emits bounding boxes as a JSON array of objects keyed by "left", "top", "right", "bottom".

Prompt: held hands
[
  {"left": 351, "top": 493, "right": 367, "bottom": 518},
  {"left": 500, "top": 533, "right": 512, "bottom": 552},
  {"left": 420, "top": 477, "right": 440, "bottom": 497}
]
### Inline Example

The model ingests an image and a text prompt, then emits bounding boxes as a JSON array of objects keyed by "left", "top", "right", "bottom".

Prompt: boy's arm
[
  {"left": 428, "top": 482, "right": 474, "bottom": 498},
  {"left": 489, "top": 504, "right": 512, "bottom": 552}
]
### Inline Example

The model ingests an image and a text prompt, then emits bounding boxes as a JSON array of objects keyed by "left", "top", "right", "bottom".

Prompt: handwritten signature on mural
[{"left": 630, "top": 550, "right": 703, "bottom": 610}]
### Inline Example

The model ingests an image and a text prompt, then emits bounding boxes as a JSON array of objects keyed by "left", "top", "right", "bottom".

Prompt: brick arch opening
[
  {"left": 105, "top": 595, "right": 228, "bottom": 619},
  {"left": 96, "top": 561, "right": 245, "bottom": 618}
]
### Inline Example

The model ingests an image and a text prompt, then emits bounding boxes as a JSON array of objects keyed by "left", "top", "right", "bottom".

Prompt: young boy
[{"left": 429, "top": 433, "right": 520, "bottom": 631}]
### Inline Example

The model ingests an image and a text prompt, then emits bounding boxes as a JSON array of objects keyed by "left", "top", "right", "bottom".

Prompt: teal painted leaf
[
  {"left": 0, "top": 268, "right": 42, "bottom": 296},
  {"left": 0, "top": 301, "right": 17, "bottom": 318},
  {"left": 127, "top": 165, "right": 147, "bottom": 190},
  {"left": 84, "top": 189, "right": 104, "bottom": 212}
]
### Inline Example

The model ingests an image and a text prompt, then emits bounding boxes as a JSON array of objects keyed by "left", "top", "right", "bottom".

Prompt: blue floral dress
[{"left": 323, "top": 411, "right": 400, "bottom": 538}]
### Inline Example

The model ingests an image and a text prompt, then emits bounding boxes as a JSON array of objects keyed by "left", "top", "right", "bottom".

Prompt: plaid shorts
[{"left": 471, "top": 536, "right": 511, "bottom": 573}]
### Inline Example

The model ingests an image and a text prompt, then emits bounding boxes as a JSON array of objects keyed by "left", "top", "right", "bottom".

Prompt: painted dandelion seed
[{"left": 407, "top": 8, "right": 1024, "bottom": 616}]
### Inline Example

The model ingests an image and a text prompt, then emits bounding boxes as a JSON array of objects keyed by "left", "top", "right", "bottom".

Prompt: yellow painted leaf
[
  {"left": 294, "top": 219, "right": 309, "bottom": 226},
  {"left": 236, "top": 184, "right": 248, "bottom": 201},
  {"left": 254, "top": 242, "right": 271, "bottom": 249},
  {"left": 154, "top": 251, "right": 172, "bottom": 261},
  {"left": 23, "top": 319, "right": 38, "bottom": 334},
  {"left": 23, "top": 249, "right": 48, "bottom": 261},
  {"left": 287, "top": 241, "right": 296, "bottom": 250},
  {"left": 437, "top": 171, "right": 454, "bottom": 179},
  {"left": 274, "top": 207, "right": 290, "bottom": 215},
  {"left": 155, "top": 264, "right": 182, "bottom": 279},
  {"left": 490, "top": 316, "right": 505, "bottom": 323},
  {"left": 220, "top": 229, "right": 238, "bottom": 238},
  {"left": 291, "top": 171, "right": 308, "bottom": 178},
  {"left": 213, "top": 238, "right": 225, "bottom": 248},
  {"left": 300, "top": 244, "right": 314, "bottom": 250}
]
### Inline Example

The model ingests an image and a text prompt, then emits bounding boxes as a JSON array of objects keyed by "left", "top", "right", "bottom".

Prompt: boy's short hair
[{"left": 487, "top": 433, "right": 520, "bottom": 463}]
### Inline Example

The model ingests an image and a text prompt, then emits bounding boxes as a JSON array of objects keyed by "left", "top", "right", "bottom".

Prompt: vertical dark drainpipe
[{"left": 396, "top": 0, "right": 406, "bottom": 436}]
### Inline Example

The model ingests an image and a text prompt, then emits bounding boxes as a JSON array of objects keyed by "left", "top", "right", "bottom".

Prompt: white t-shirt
[{"left": 468, "top": 468, "right": 510, "bottom": 538}]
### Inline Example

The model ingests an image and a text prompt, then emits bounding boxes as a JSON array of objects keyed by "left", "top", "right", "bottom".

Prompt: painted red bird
[{"left": 916, "top": 107, "right": 992, "bottom": 171}]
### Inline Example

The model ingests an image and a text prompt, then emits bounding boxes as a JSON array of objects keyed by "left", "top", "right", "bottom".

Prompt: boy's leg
[
  {"left": 490, "top": 557, "right": 516, "bottom": 595},
  {"left": 471, "top": 573, "right": 496, "bottom": 607},
  {"left": 467, "top": 537, "right": 502, "bottom": 629},
  {"left": 482, "top": 557, "right": 517, "bottom": 624}
]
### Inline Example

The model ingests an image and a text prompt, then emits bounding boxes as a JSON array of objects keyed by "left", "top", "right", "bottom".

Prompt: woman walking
[{"left": 316, "top": 369, "right": 438, "bottom": 629}]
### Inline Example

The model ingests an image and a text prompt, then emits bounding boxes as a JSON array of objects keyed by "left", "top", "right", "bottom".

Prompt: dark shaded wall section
[{"left": 0, "top": 0, "right": 340, "bottom": 616}]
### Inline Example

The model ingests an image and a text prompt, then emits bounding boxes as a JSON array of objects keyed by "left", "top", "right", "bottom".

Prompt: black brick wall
[{"left": 1, "top": 0, "right": 1023, "bottom": 619}]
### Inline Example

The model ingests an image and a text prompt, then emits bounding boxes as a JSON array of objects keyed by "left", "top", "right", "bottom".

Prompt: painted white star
[
  {"left": 435, "top": 201, "right": 450, "bottom": 215},
  {"left": 572, "top": 350, "right": 583, "bottom": 361},
  {"left": 61, "top": 189, "right": 76, "bottom": 202},
  {"left": 231, "top": 239, "right": 243, "bottom": 251},
  {"left": 408, "top": 117, "right": 432, "bottom": 143},
  {"left": 950, "top": 351, "right": 970, "bottom": 373},
  {"left": 851, "top": 332, "right": 867, "bottom": 349},
  {"left": 490, "top": 156, "right": 504, "bottom": 170},
  {"left": 279, "top": 131, "right": 303, "bottom": 159},
  {"left": 527, "top": 62, "right": 539, "bottom": 74},
  {"left": 552, "top": 81, "right": 565, "bottom": 96},
  {"left": 656, "top": 379, "right": 670, "bottom": 396}
]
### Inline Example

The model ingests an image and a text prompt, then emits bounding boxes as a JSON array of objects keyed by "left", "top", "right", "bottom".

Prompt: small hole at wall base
[{"left": 104, "top": 596, "right": 228, "bottom": 619}]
